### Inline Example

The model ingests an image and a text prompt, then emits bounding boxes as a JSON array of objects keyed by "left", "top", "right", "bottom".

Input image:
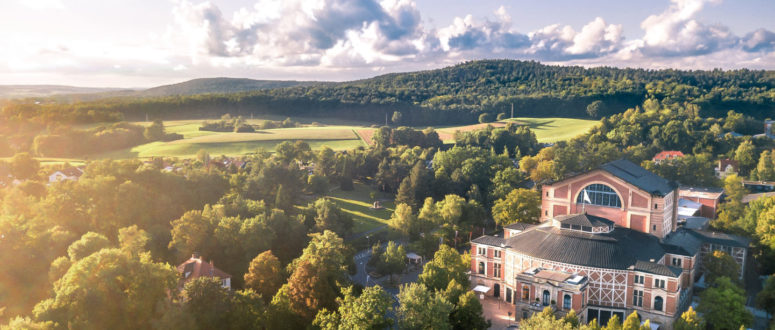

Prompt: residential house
[
  {"left": 652, "top": 151, "right": 685, "bottom": 164},
  {"left": 177, "top": 253, "right": 232, "bottom": 290},
  {"left": 48, "top": 167, "right": 84, "bottom": 183},
  {"left": 715, "top": 159, "right": 738, "bottom": 179}
]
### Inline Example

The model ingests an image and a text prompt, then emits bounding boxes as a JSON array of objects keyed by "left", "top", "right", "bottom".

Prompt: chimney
[{"left": 192, "top": 252, "right": 200, "bottom": 259}]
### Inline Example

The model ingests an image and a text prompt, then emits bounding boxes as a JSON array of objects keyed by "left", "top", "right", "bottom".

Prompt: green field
[
  {"left": 507, "top": 117, "right": 597, "bottom": 142},
  {"left": 93, "top": 122, "right": 368, "bottom": 159},
  {"left": 325, "top": 182, "right": 395, "bottom": 234},
  {"left": 60, "top": 116, "right": 597, "bottom": 161}
]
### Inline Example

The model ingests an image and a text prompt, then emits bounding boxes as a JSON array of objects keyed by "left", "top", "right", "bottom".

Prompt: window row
[{"left": 576, "top": 184, "right": 622, "bottom": 208}]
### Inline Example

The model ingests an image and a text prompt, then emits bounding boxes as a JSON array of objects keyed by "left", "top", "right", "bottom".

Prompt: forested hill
[
  {"left": 4, "top": 60, "right": 775, "bottom": 125},
  {"left": 138, "top": 77, "right": 323, "bottom": 97}
]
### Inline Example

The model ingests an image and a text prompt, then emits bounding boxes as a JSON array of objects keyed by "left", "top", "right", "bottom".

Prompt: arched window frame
[
  {"left": 563, "top": 294, "right": 572, "bottom": 310},
  {"left": 576, "top": 183, "right": 622, "bottom": 208},
  {"left": 542, "top": 290, "right": 550, "bottom": 306}
]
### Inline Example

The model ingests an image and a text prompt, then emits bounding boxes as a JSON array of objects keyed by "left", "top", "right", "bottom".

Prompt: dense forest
[{"left": 2, "top": 60, "right": 775, "bottom": 126}]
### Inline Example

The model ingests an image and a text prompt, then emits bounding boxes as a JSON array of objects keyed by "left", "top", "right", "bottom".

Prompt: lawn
[
  {"left": 433, "top": 117, "right": 597, "bottom": 143},
  {"left": 325, "top": 182, "right": 395, "bottom": 235}
]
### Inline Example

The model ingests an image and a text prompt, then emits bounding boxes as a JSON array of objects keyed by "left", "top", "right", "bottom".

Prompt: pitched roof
[
  {"left": 556, "top": 213, "right": 614, "bottom": 228},
  {"left": 662, "top": 228, "right": 705, "bottom": 256},
  {"left": 471, "top": 235, "right": 507, "bottom": 247},
  {"left": 177, "top": 255, "right": 231, "bottom": 285},
  {"left": 599, "top": 159, "right": 676, "bottom": 196},
  {"left": 504, "top": 222, "right": 537, "bottom": 231},
  {"left": 653, "top": 151, "right": 685, "bottom": 161},
  {"left": 497, "top": 223, "right": 667, "bottom": 270},
  {"left": 633, "top": 260, "right": 682, "bottom": 277},
  {"left": 688, "top": 229, "right": 751, "bottom": 248},
  {"left": 718, "top": 159, "right": 739, "bottom": 170}
]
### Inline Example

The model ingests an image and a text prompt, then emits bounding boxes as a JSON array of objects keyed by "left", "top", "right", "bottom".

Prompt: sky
[{"left": 1, "top": 0, "right": 774, "bottom": 88}]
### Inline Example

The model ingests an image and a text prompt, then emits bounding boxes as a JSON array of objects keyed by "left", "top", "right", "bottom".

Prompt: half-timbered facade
[{"left": 471, "top": 160, "right": 749, "bottom": 329}]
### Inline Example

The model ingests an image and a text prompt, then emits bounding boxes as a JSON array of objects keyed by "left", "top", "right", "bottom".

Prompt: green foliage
[
  {"left": 587, "top": 100, "right": 603, "bottom": 118},
  {"left": 34, "top": 249, "right": 178, "bottom": 329},
  {"left": 313, "top": 286, "right": 393, "bottom": 330},
  {"left": 10, "top": 152, "right": 39, "bottom": 180},
  {"left": 698, "top": 276, "right": 753, "bottom": 330},
  {"left": 302, "top": 198, "right": 354, "bottom": 238},
  {"left": 418, "top": 244, "right": 469, "bottom": 291},
  {"left": 244, "top": 250, "right": 284, "bottom": 303},
  {"left": 492, "top": 188, "right": 541, "bottom": 226},
  {"left": 478, "top": 113, "right": 493, "bottom": 123},
  {"left": 66, "top": 232, "right": 111, "bottom": 261},
  {"left": 520, "top": 307, "right": 574, "bottom": 330},
  {"left": 379, "top": 241, "right": 406, "bottom": 282},
  {"left": 390, "top": 203, "right": 419, "bottom": 238},
  {"left": 703, "top": 250, "right": 740, "bottom": 285},
  {"left": 674, "top": 306, "right": 704, "bottom": 330},
  {"left": 392, "top": 111, "right": 403, "bottom": 125},
  {"left": 181, "top": 277, "right": 265, "bottom": 330},
  {"left": 396, "top": 283, "right": 454, "bottom": 330},
  {"left": 449, "top": 290, "right": 489, "bottom": 330},
  {"left": 756, "top": 276, "right": 775, "bottom": 317}
]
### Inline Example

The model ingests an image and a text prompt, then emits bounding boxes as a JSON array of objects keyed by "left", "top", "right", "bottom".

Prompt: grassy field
[
  {"left": 504, "top": 117, "right": 597, "bottom": 142},
  {"left": 325, "top": 182, "right": 395, "bottom": 234},
  {"left": 63, "top": 116, "right": 597, "bottom": 161}
]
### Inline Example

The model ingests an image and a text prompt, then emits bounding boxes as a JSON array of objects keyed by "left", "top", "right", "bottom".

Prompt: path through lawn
[{"left": 326, "top": 182, "right": 395, "bottom": 235}]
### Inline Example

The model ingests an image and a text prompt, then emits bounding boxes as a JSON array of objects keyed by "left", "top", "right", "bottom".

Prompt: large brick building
[{"left": 471, "top": 159, "right": 749, "bottom": 329}]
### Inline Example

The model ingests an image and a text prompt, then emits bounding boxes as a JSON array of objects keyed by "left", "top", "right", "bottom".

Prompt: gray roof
[
  {"left": 633, "top": 260, "right": 682, "bottom": 277},
  {"left": 662, "top": 228, "right": 705, "bottom": 256},
  {"left": 472, "top": 235, "right": 506, "bottom": 247},
  {"left": 497, "top": 224, "right": 667, "bottom": 270},
  {"left": 504, "top": 223, "right": 537, "bottom": 231},
  {"left": 556, "top": 213, "right": 614, "bottom": 228},
  {"left": 689, "top": 229, "right": 751, "bottom": 248},
  {"left": 599, "top": 159, "right": 676, "bottom": 196}
]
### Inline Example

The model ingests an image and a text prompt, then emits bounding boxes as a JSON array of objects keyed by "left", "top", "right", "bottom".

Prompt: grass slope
[
  {"left": 325, "top": 182, "right": 395, "bottom": 234},
  {"left": 508, "top": 117, "right": 598, "bottom": 142}
]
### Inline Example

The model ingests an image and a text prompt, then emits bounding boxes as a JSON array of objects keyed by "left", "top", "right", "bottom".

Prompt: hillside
[
  {"left": 0, "top": 85, "right": 127, "bottom": 99},
  {"left": 4, "top": 60, "right": 775, "bottom": 125},
  {"left": 138, "top": 77, "right": 323, "bottom": 97}
]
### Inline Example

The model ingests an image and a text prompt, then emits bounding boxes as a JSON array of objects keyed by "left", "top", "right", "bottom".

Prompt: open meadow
[{"left": 61, "top": 116, "right": 597, "bottom": 161}]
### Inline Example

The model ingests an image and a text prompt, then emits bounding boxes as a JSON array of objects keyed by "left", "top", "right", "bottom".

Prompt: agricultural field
[
  {"left": 75, "top": 116, "right": 596, "bottom": 160},
  {"left": 93, "top": 120, "right": 368, "bottom": 159}
]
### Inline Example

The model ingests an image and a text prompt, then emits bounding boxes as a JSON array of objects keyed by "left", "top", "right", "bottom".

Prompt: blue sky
[{"left": 1, "top": 0, "right": 774, "bottom": 87}]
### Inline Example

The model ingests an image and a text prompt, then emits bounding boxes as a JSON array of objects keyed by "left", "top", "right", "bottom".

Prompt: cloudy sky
[{"left": 2, "top": 0, "right": 774, "bottom": 88}]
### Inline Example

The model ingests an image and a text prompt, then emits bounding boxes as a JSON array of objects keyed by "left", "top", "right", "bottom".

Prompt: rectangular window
[
  {"left": 494, "top": 250, "right": 501, "bottom": 258},
  {"left": 493, "top": 263, "right": 501, "bottom": 278},
  {"left": 522, "top": 286, "right": 530, "bottom": 300},
  {"left": 633, "top": 290, "right": 643, "bottom": 307},
  {"left": 654, "top": 279, "right": 665, "bottom": 289},
  {"left": 672, "top": 258, "right": 682, "bottom": 267},
  {"left": 478, "top": 247, "right": 486, "bottom": 256},
  {"left": 634, "top": 275, "right": 644, "bottom": 284}
]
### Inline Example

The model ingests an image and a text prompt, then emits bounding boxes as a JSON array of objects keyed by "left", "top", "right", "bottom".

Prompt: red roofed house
[
  {"left": 652, "top": 151, "right": 685, "bottom": 164},
  {"left": 177, "top": 253, "right": 232, "bottom": 290}
]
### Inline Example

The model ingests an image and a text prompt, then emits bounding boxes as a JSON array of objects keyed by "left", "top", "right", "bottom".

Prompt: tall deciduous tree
[
  {"left": 397, "top": 283, "right": 453, "bottom": 330},
  {"left": 492, "top": 188, "right": 541, "bottom": 227},
  {"left": 673, "top": 306, "right": 704, "bottom": 330},
  {"left": 418, "top": 244, "right": 469, "bottom": 291},
  {"left": 34, "top": 249, "right": 177, "bottom": 329},
  {"left": 67, "top": 232, "right": 111, "bottom": 261},
  {"left": 244, "top": 250, "right": 284, "bottom": 302},
  {"left": 703, "top": 250, "right": 740, "bottom": 284},
  {"left": 697, "top": 276, "right": 752, "bottom": 330},
  {"left": 313, "top": 286, "right": 393, "bottom": 330}
]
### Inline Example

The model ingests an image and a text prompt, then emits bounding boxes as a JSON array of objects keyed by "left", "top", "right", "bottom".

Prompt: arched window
[
  {"left": 577, "top": 184, "right": 622, "bottom": 208},
  {"left": 563, "top": 294, "right": 572, "bottom": 310},
  {"left": 522, "top": 286, "right": 530, "bottom": 300},
  {"left": 653, "top": 296, "right": 663, "bottom": 311},
  {"left": 478, "top": 262, "right": 485, "bottom": 275},
  {"left": 542, "top": 290, "right": 550, "bottom": 306}
]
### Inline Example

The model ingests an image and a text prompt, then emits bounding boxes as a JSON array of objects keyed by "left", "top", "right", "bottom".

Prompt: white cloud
[{"left": 17, "top": 0, "right": 64, "bottom": 10}]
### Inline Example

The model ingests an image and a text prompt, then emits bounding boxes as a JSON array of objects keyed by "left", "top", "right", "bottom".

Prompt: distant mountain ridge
[
  {"left": 0, "top": 85, "right": 127, "bottom": 99},
  {"left": 138, "top": 77, "right": 323, "bottom": 97},
  {"left": 0, "top": 77, "right": 324, "bottom": 99}
]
